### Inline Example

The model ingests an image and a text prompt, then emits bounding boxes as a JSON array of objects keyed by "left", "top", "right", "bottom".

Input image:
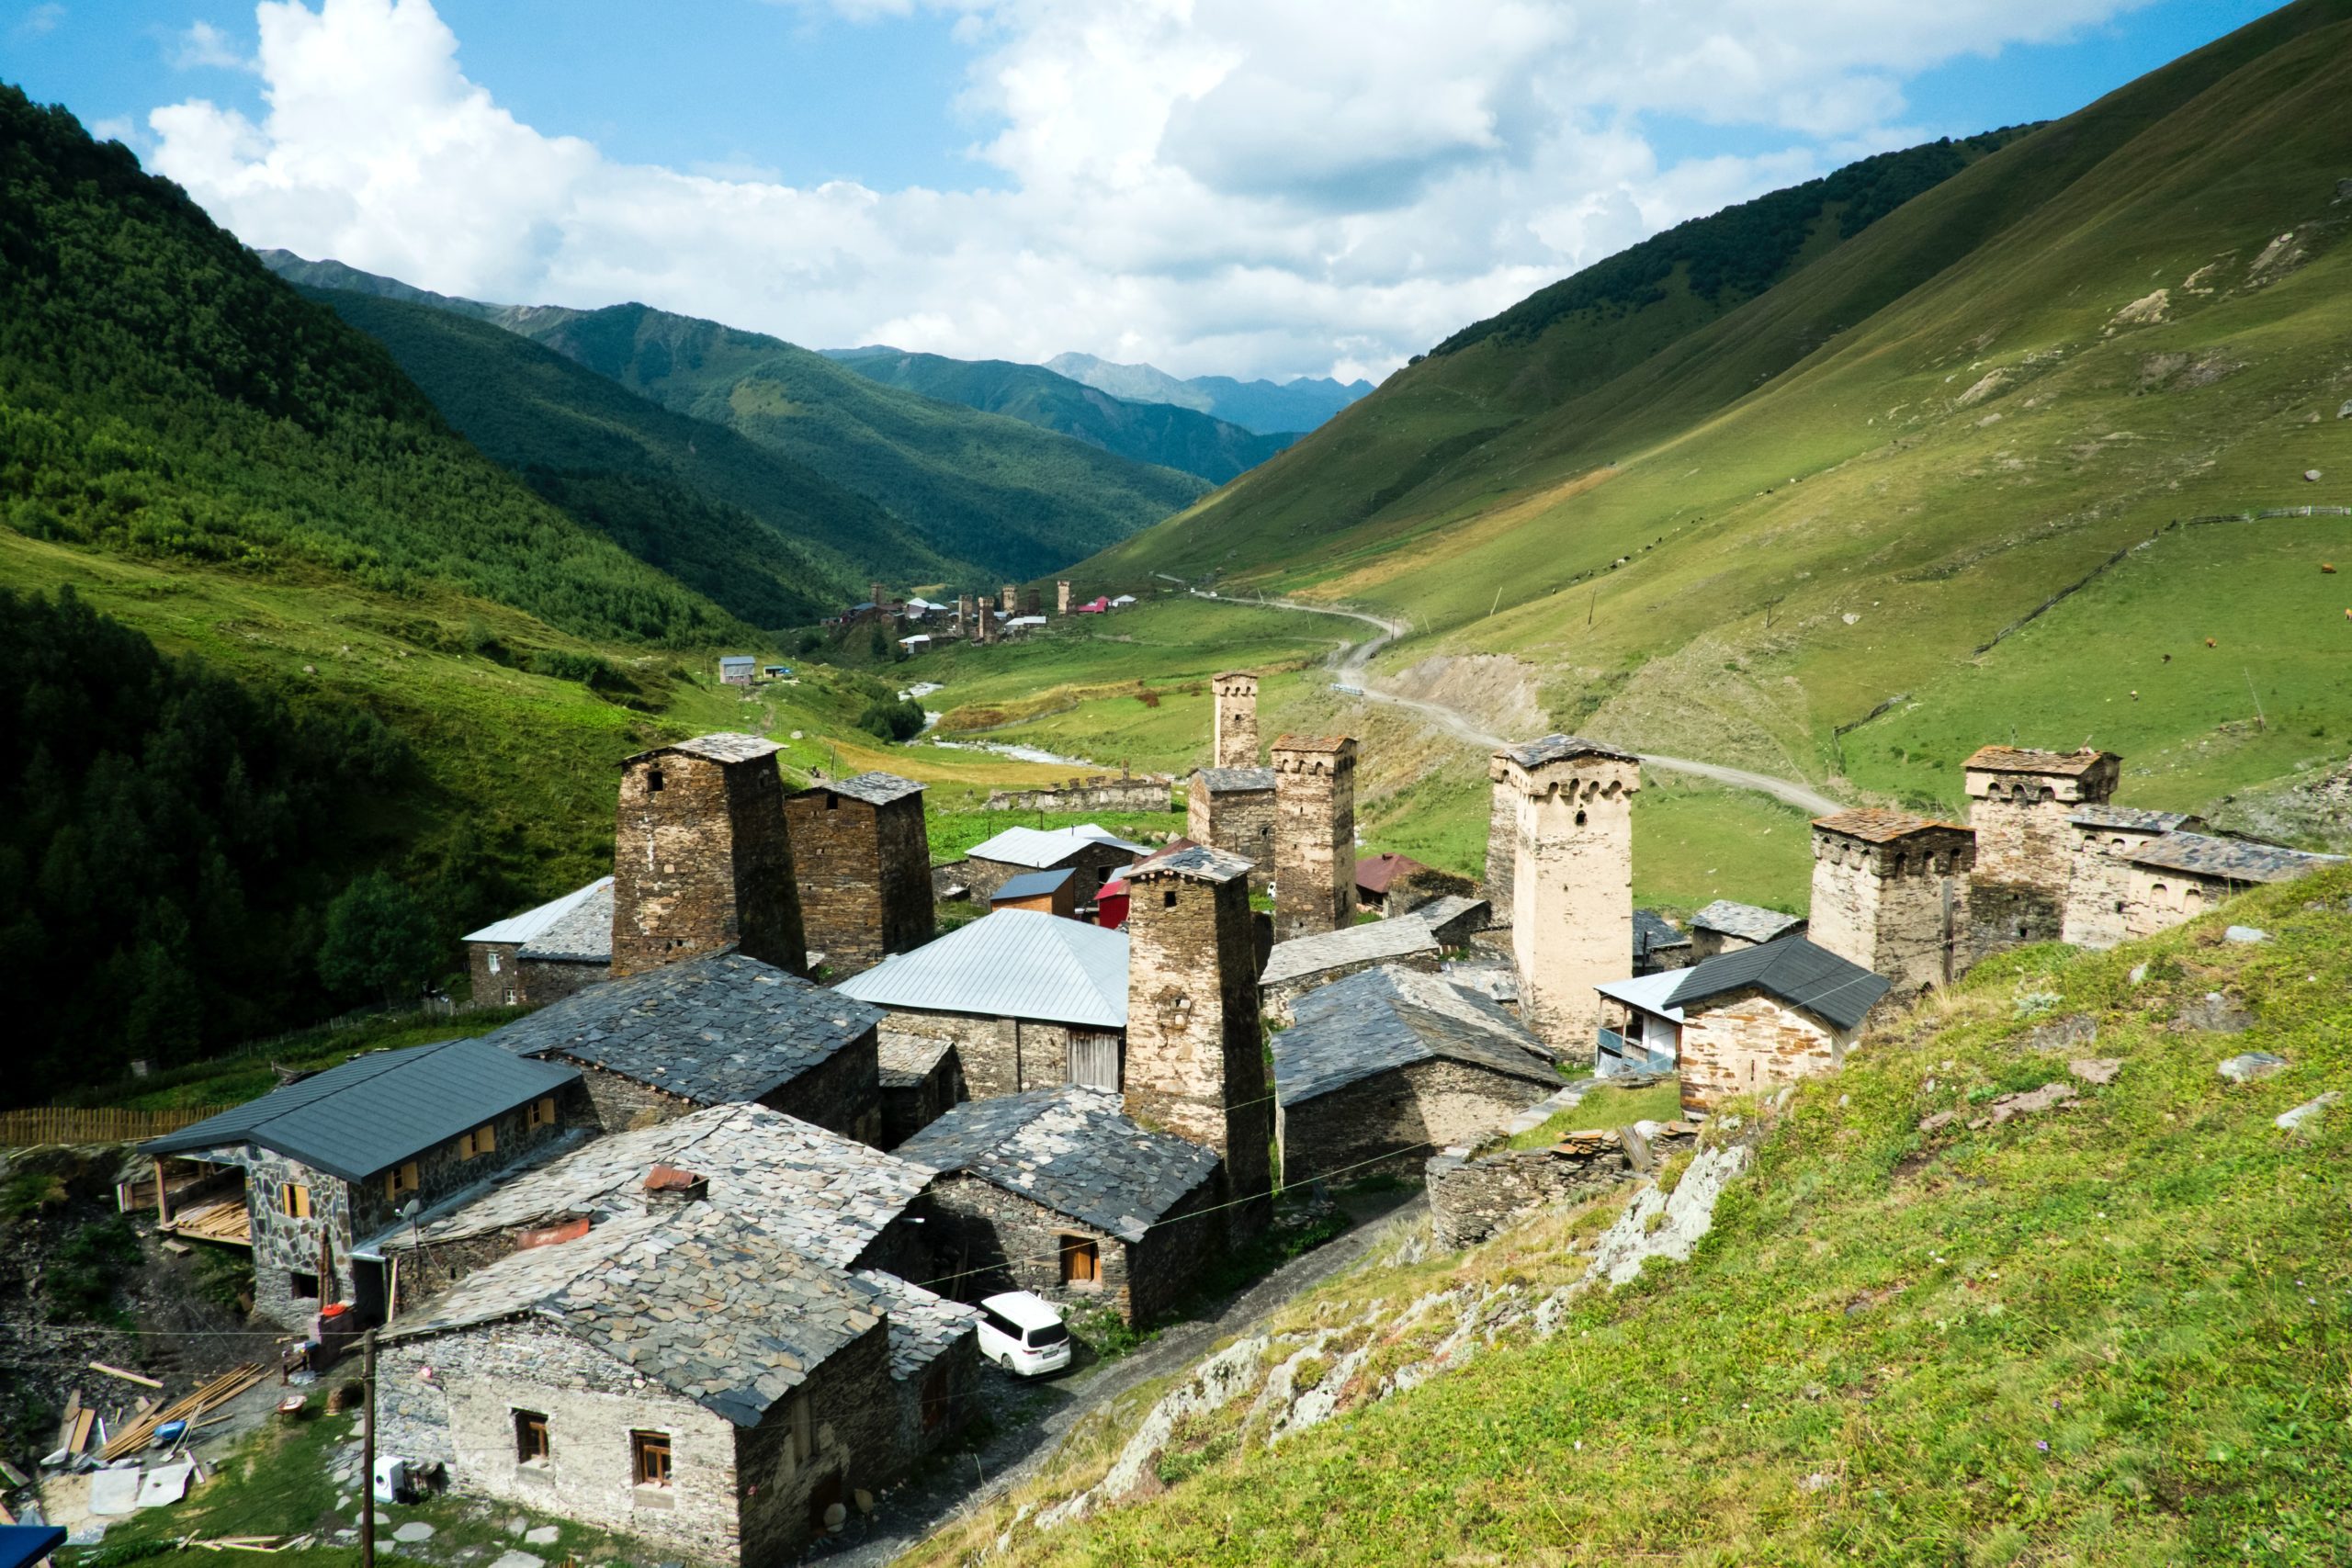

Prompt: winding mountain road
[{"left": 1202, "top": 590, "right": 1844, "bottom": 818}]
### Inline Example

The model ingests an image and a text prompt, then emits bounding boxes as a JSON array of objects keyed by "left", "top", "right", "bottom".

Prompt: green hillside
[
  {"left": 304, "top": 288, "right": 960, "bottom": 626},
  {"left": 826, "top": 346, "right": 1297, "bottom": 483},
  {"left": 1086, "top": 0, "right": 2352, "bottom": 840}
]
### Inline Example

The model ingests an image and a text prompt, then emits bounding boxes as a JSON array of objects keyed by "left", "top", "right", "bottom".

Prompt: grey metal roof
[
  {"left": 462, "top": 876, "right": 613, "bottom": 947},
  {"left": 1634, "top": 908, "right": 1690, "bottom": 959},
  {"left": 896, "top": 1087, "right": 1219, "bottom": 1243},
  {"left": 992, "top": 867, "right": 1076, "bottom": 902},
  {"left": 1130, "top": 843, "right": 1253, "bottom": 885},
  {"left": 518, "top": 883, "right": 613, "bottom": 964},
  {"left": 490, "top": 952, "right": 883, "bottom": 1105},
  {"left": 1274, "top": 966, "right": 1560, "bottom": 1107},
  {"left": 718, "top": 657, "right": 756, "bottom": 670},
  {"left": 1689, "top": 899, "right": 1806, "bottom": 943},
  {"left": 143, "top": 1039, "right": 580, "bottom": 1183},
  {"left": 1494, "top": 734, "right": 1637, "bottom": 769},
  {"left": 1664, "top": 935, "right": 1889, "bottom": 1033},
  {"left": 1594, "top": 969, "right": 1688, "bottom": 1021},
  {"left": 2071, "top": 804, "right": 2195, "bottom": 834},
  {"left": 383, "top": 1208, "right": 886, "bottom": 1427},
  {"left": 1193, "top": 767, "right": 1276, "bottom": 795},
  {"left": 626, "top": 732, "right": 780, "bottom": 765},
  {"left": 1261, "top": 918, "right": 1440, "bottom": 987},
  {"left": 2126, "top": 830, "right": 2342, "bottom": 884},
  {"left": 809, "top": 771, "right": 925, "bottom": 807},
  {"left": 966, "top": 824, "right": 1150, "bottom": 869},
  {"left": 833, "top": 910, "right": 1129, "bottom": 1029},
  {"left": 401, "top": 1102, "right": 933, "bottom": 1269}
]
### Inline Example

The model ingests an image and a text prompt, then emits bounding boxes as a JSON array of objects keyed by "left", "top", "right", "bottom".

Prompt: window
[
  {"left": 384, "top": 1162, "right": 420, "bottom": 1201},
  {"left": 459, "top": 1122, "right": 497, "bottom": 1159},
  {"left": 1059, "top": 1235, "right": 1101, "bottom": 1286},
  {"left": 1162, "top": 889, "right": 1179, "bottom": 908},
  {"left": 289, "top": 1269, "right": 320, "bottom": 1300},
  {"left": 631, "top": 1431, "right": 672, "bottom": 1488},
  {"left": 279, "top": 1183, "right": 311, "bottom": 1219},
  {"left": 526, "top": 1096, "right": 558, "bottom": 1130},
  {"left": 647, "top": 768, "right": 665, "bottom": 793},
  {"left": 514, "top": 1410, "right": 549, "bottom": 1465},
  {"left": 826, "top": 794, "right": 839, "bottom": 810},
  {"left": 487, "top": 951, "right": 503, "bottom": 975}
]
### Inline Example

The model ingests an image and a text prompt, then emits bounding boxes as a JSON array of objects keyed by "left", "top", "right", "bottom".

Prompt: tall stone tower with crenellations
[
  {"left": 610, "top": 733, "right": 807, "bottom": 978},
  {"left": 1963, "top": 746, "right": 2120, "bottom": 959},
  {"left": 1491, "top": 735, "right": 1639, "bottom": 1050},
  {"left": 1483, "top": 779, "right": 1519, "bottom": 928},
  {"left": 782, "top": 771, "right": 934, "bottom": 978},
  {"left": 1272, "top": 735, "right": 1356, "bottom": 940},
  {"left": 1123, "top": 843, "right": 1270, "bottom": 1236},
  {"left": 1211, "top": 671, "right": 1260, "bottom": 769},
  {"left": 1809, "top": 809, "right": 1976, "bottom": 999}
]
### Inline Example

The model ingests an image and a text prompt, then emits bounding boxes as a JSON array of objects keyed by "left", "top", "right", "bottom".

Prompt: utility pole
[{"left": 361, "top": 1327, "right": 378, "bottom": 1568}]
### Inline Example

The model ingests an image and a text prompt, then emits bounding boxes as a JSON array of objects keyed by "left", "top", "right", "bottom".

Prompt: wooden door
[{"left": 1068, "top": 1032, "right": 1121, "bottom": 1090}]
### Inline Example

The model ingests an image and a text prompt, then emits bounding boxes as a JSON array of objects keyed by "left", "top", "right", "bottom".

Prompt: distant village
[{"left": 75, "top": 613, "right": 2345, "bottom": 1565}]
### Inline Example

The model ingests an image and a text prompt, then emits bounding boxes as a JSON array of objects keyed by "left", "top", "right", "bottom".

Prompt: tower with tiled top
[
  {"left": 611, "top": 733, "right": 807, "bottom": 978},
  {"left": 1490, "top": 734, "right": 1639, "bottom": 1049},
  {"left": 1272, "top": 734, "right": 1356, "bottom": 940}
]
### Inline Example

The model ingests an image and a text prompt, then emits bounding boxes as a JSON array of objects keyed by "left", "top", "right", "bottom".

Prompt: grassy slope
[
  {"left": 829, "top": 348, "right": 1298, "bottom": 483},
  {"left": 1081, "top": 2, "right": 2352, "bottom": 840},
  {"left": 923, "top": 867, "right": 2352, "bottom": 1566},
  {"left": 306, "top": 288, "right": 960, "bottom": 623}
]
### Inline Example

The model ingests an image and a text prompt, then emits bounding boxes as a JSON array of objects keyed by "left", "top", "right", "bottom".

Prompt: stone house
[
  {"left": 1808, "top": 808, "right": 1976, "bottom": 998},
  {"left": 1632, "top": 908, "right": 1691, "bottom": 975},
  {"left": 1185, "top": 766, "right": 1276, "bottom": 886},
  {"left": 461, "top": 877, "right": 612, "bottom": 1010},
  {"left": 1665, "top": 936, "right": 1891, "bottom": 1119},
  {"left": 376, "top": 1206, "right": 975, "bottom": 1566},
  {"left": 1685, "top": 899, "right": 1806, "bottom": 962},
  {"left": 1260, "top": 916, "right": 1443, "bottom": 1023},
  {"left": 832, "top": 909, "right": 1128, "bottom": 1100},
  {"left": 718, "top": 656, "right": 757, "bottom": 686},
  {"left": 896, "top": 1087, "right": 1224, "bottom": 1326},
  {"left": 1489, "top": 734, "right": 1640, "bottom": 1051},
  {"left": 1962, "top": 746, "right": 2121, "bottom": 959},
  {"left": 782, "top": 772, "right": 934, "bottom": 980},
  {"left": 877, "top": 1035, "right": 965, "bottom": 1149},
  {"left": 2119, "top": 830, "right": 2342, "bottom": 939},
  {"left": 1353, "top": 852, "right": 1432, "bottom": 916},
  {"left": 613, "top": 734, "right": 807, "bottom": 980},
  {"left": 486, "top": 952, "right": 887, "bottom": 1145},
  {"left": 989, "top": 868, "right": 1078, "bottom": 919},
  {"left": 1273, "top": 965, "right": 1561, "bottom": 1180},
  {"left": 1591, "top": 969, "right": 1687, "bottom": 1076},
  {"left": 143, "top": 1039, "right": 585, "bottom": 1329},
  {"left": 1272, "top": 735, "right": 1358, "bottom": 940},
  {"left": 961, "top": 824, "right": 1149, "bottom": 909},
  {"left": 2060, "top": 806, "right": 2199, "bottom": 947}
]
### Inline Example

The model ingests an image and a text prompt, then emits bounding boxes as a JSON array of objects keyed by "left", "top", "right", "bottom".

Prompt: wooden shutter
[{"left": 1067, "top": 1033, "right": 1120, "bottom": 1090}]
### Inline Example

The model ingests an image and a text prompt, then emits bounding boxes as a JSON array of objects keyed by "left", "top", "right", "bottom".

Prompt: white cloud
[
  {"left": 17, "top": 2, "right": 64, "bottom": 37},
  {"left": 146, "top": 0, "right": 2156, "bottom": 381},
  {"left": 169, "top": 20, "right": 256, "bottom": 71}
]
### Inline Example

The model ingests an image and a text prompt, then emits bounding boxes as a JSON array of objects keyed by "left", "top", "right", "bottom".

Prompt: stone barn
[
  {"left": 462, "top": 877, "right": 612, "bottom": 1010},
  {"left": 896, "top": 1087, "right": 1224, "bottom": 1326},
  {"left": 1186, "top": 766, "right": 1276, "bottom": 886},
  {"left": 1685, "top": 899, "right": 1805, "bottom": 962},
  {"left": 613, "top": 734, "right": 807, "bottom": 979},
  {"left": 1962, "top": 746, "right": 2121, "bottom": 960},
  {"left": 961, "top": 823, "right": 1148, "bottom": 909},
  {"left": 831, "top": 909, "right": 1128, "bottom": 1100},
  {"left": 2119, "top": 831, "right": 2342, "bottom": 939},
  {"left": 1273, "top": 965, "right": 1560, "bottom": 1181},
  {"left": 1808, "top": 808, "right": 1976, "bottom": 998},
  {"left": 487, "top": 952, "right": 886, "bottom": 1145},
  {"left": 142, "top": 1039, "right": 585, "bottom": 1329},
  {"left": 2061, "top": 806, "right": 2198, "bottom": 947},
  {"left": 782, "top": 772, "right": 934, "bottom": 979},
  {"left": 376, "top": 1208, "right": 974, "bottom": 1566},
  {"left": 1490, "top": 734, "right": 1641, "bottom": 1051},
  {"left": 1666, "top": 937, "right": 1890, "bottom": 1119}
]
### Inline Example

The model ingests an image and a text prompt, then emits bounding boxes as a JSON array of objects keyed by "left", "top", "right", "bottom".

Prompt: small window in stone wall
[
  {"left": 1162, "top": 889, "right": 1178, "bottom": 908},
  {"left": 487, "top": 951, "right": 502, "bottom": 975},
  {"left": 526, "top": 1096, "right": 558, "bottom": 1130},
  {"left": 279, "top": 1183, "right": 311, "bottom": 1219},
  {"left": 383, "top": 1162, "right": 420, "bottom": 1202},
  {"left": 289, "top": 1269, "right": 320, "bottom": 1299},
  {"left": 459, "top": 1123, "right": 498, "bottom": 1159},
  {"left": 632, "top": 1430, "right": 672, "bottom": 1487},
  {"left": 1059, "top": 1234, "right": 1101, "bottom": 1285},
  {"left": 514, "top": 1410, "right": 549, "bottom": 1465}
]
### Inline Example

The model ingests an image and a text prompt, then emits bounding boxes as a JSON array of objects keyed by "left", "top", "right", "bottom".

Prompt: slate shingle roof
[
  {"left": 1633, "top": 908, "right": 1690, "bottom": 962},
  {"left": 1261, "top": 918, "right": 1441, "bottom": 987},
  {"left": 1274, "top": 966, "right": 1559, "bottom": 1108},
  {"left": 808, "top": 772, "right": 925, "bottom": 807},
  {"left": 1193, "top": 767, "right": 1276, "bottom": 795},
  {"left": 1130, "top": 843, "right": 1253, "bottom": 885},
  {"left": 1962, "top": 745, "right": 2116, "bottom": 775},
  {"left": 2125, "top": 830, "right": 2342, "bottom": 884},
  {"left": 403, "top": 1102, "right": 931, "bottom": 1269},
  {"left": 489, "top": 952, "right": 883, "bottom": 1105},
  {"left": 833, "top": 910, "right": 1129, "bottom": 1029},
  {"left": 463, "top": 877, "right": 614, "bottom": 947},
  {"left": 630, "top": 732, "right": 781, "bottom": 766},
  {"left": 383, "top": 1209, "right": 886, "bottom": 1426},
  {"left": 1812, "top": 807, "right": 1968, "bottom": 843},
  {"left": 143, "top": 1040, "right": 580, "bottom": 1183},
  {"left": 1493, "top": 734, "right": 1638, "bottom": 769},
  {"left": 876, "top": 1032, "right": 954, "bottom": 1087},
  {"left": 896, "top": 1088, "right": 1220, "bottom": 1244},
  {"left": 854, "top": 1269, "right": 982, "bottom": 1380},
  {"left": 1688, "top": 899, "right": 1807, "bottom": 944},
  {"left": 2070, "top": 804, "right": 2195, "bottom": 834},
  {"left": 519, "top": 884, "right": 613, "bottom": 964},
  {"left": 1665, "top": 935, "right": 1890, "bottom": 1033},
  {"left": 1272, "top": 734, "right": 1353, "bottom": 754}
]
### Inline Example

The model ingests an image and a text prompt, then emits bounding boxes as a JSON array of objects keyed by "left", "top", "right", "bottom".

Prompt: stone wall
[
  {"left": 1187, "top": 786, "right": 1274, "bottom": 888},
  {"left": 919, "top": 1170, "right": 1219, "bottom": 1326},
  {"left": 870, "top": 1008, "right": 1106, "bottom": 1101},
  {"left": 879, "top": 1038, "right": 966, "bottom": 1149},
  {"left": 1261, "top": 950, "right": 1443, "bottom": 1026},
  {"left": 1483, "top": 780, "right": 1517, "bottom": 929},
  {"left": 759, "top": 1032, "right": 885, "bottom": 1146},
  {"left": 2061, "top": 826, "right": 2166, "bottom": 948},
  {"left": 1212, "top": 673, "right": 1259, "bottom": 770},
  {"left": 983, "top": 776, "right": 1174, "bottom": 814},
  {"left": 613, "top": 747, "right": 807, "bottom": 978},
  {"left": 1426, "top": 1143, "right": 1631, "bottom": 1251},
  {"left": 1278, "top": 1058, "right": 1559, "bottom": 1187},
  {"left": 514, "top": 958, "right": 605, "bottom": 1009},
  {"left": 783, "top": 791, "right": 936, "bottom": 979},
  {"left": 1808, "top": 827, "right": 1973, "bottom": 998},
  {"left": 466, "top": 941, "right": 524, "bottom": 1010},
  {"left": 570, "top": 1063, "right": 698, "bottom": 1134},
  {"left": 734, "top": 1328, "right": 901, "bottom": 1562},
  {"left": 2120, "top": 863, "right": 2230, "bottom": 940},
  {"left": 1964, "top": 757, "right": 2119, "bottom": 964},
  {"left": 1498, "top": 750, "right": 1639, "bottom": 1050},
  {"left": 1272, "top": 739, "right": 1356, "bottom": 940},
  {"left": 1677, "top": 986, "right": 1851, "bottom": 1118}
]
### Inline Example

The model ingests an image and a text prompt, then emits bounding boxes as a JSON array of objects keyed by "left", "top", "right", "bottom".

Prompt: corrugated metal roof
[
  {"left": 833, "top": 909, "right": 1129, "bottom": 1029},
  {"left": 1664, "top": 935, "right": 1889, "bottom": 1032},
  {"left": 967, "top": 824, "right": 1149, "bottom": 869},
  {"left": 144, "top": 1039, "right": 580, "bottom": 1182},
  {"left": 1595, "top": 969, "right": 1689, "bottom": 1021},
  {"left": 992, "top": 868, "right": 1075, "bottom": 901},
  {"left": 462, "top": 876, "right": 613, "bottom": 946}
]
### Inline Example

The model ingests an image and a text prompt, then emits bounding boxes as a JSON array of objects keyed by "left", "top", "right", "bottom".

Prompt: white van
[{"left": 976, "top": 1291, "right": 1072, "bottom": 1377}]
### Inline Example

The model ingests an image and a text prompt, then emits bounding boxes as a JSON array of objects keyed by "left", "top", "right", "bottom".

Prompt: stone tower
[
  {"left": 956, "top": 593, "right": 973, "bottom": 633},
  {"left": 611, "top": 733, "right": 807, "bottom": 978},
  {"left": 1483, "top": 778, "right": 1518, "bottom": 928},
  {"left": 782, "top": 772, "right": 934, "bottom": 978},
  {"left": 1057, "top": 581, "right": 1071, "bottom": 615},
  {"left": 1123, "top": 843, "right": 1270, "bottom": 1236},
  {"left": 1490, "top": 735, "right": 1639, "bottom": 1049},
  {"left": 1962, "top": 746, "right": 2121, "bottom": 957},
  {"left": 1000, "top": 583, "right": 1018, "bottom": 615},
  {"left": 1272, "top": 735, "right": 1356, "bottom": 940},
  {"left": 1809, "top": 809, "right": 1976, "bottom": 998},
  {"left": 868, "top": 581, "right": 887, "bottom": 609},
  {"left": 1211, "top": 671, "right": 1260, "bottom": 770}
]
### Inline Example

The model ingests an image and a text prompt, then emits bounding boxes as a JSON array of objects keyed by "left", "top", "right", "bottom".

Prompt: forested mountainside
[
  {"left": 1088, "top": 0, "right": 2352, "bottom": 831},
  {"left": 824, "top": 346, "right": 1297, "bottom": 484}
]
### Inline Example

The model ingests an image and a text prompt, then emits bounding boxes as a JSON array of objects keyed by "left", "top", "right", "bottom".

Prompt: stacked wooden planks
[{"left": 100, "top": 1364, "right": 266, "bottom": 1462}]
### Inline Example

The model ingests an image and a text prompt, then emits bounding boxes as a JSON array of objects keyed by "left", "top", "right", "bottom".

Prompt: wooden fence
[{"left": 0, "top": 1105, "right": 234, "bottom": 1147}]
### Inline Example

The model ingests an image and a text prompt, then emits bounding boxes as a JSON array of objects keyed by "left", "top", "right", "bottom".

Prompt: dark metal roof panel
[{"left": 1663, "top": 935, "right": 1890, "bottom": 1033}]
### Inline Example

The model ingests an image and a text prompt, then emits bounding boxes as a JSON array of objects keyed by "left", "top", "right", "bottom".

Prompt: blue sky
[{"left": 0, "top": 0, "right": 2290, "bottom": 378}]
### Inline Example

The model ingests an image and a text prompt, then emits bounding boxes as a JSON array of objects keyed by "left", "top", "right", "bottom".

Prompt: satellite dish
[{"left": 400, "top": 1200, "right": 421, "bottom": 1222}]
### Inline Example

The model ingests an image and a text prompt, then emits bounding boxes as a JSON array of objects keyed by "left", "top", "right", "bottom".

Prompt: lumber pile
[{"left": 100, "top": 1364, "right": 265, "bottom": 1462}]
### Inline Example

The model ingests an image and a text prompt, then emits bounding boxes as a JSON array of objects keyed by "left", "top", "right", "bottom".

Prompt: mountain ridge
[{"left": 1046, "top": 350, "right": 1374, "bottom": 434}]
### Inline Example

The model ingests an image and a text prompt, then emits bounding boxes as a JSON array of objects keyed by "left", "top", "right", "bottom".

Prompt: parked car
[{"left": 976, "top": 1291, "right": 1072, "bottom": 1376}]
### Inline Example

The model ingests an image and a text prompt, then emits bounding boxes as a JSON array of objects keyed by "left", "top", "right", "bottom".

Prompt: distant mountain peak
[{"left": 1045, "top": 352, "right": 1371, "bottom": 434}]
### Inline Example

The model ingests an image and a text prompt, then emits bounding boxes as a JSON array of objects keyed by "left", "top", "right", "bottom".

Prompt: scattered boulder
[
  {"left": 523, "top": 1527, "right": 560, "bottom": 1547},
  {"left": 2305, "top": 469, "right": 2324, "bottom": 483},
  {"left": 487, "top": 1553, "right": 544, "bottom": 1568},
  {"left": 1800, "top": 1472, "right": 1837, "bottom": 1495},
  {"left": 2218, "top": 1052, "right": 2290, "bottom": 1084},
  {"left": 1988, "top": 1081, "right": 2077, "bottom": 1123},
  {"left": 2224, "top": 925, "right": 2270, "bottom": 943},
  {"left": 2129, "top": 963, "right": 2150, "bottom": 985},
  {"left": 2028, "top": 1013, "right": 2098, "bottom": 1052},
  {"left": 2107, "top": 288, "right": 2170, "bottom": 331},
  {"left": 2171, "top": 993, "right": 2256, "bottom": 1033},
  {"left": 1917, "top": 1110, "right": 1957, "bottom": 1134},
  {"left": 854, "top": 1489, "right": 875, "bottom": 1515},
  {"left": 2069, "top": 1057, "right": 2124, "bottom": 1086},
  {"left": 2276, "top": 1091, "right": 2340, "bottom": 1133},
  {"left": 393, "top": 1523, "right": 435, "bottom": 1544},
  {"left": 2338, "top": 400, "right": 2352, "bottom": 420}
]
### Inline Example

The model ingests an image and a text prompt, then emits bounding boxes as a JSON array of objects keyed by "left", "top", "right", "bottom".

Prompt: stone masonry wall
[
  {"left": 466, "top": 942, "right": 524, "bottom": 1010},
  {"left": 758, "top": 1032, "right": 884, "bottom": 1146},
  {"left": 1187, "top": 786, "right": 1275, "bottom": 888},
  {"left": 920, "top": 1171, "right": 1220, "bottom": 1326},
  {"left": 2062, "top": 826, "right": 2165, "bottom": 948},
  {"left": 1808, "top": 829, "right": 1973, "bottom": 998},
  {"left": 1483, "top": 780, "right": 1517, "bottom": 928},
  {"left": 734, "top": 1327, "right": 901, "bottom": 1564},
  {"left": 783, "top": 791, "right": 933, "bottom": 979},
  {"left": 1278, "top": 1058, "right": 1557, "bottom": 1188},
  {"left": 1272, "top": 741, "right": 1356, "bottom": 941},
  {"left": 2120, "top": 863, "right": 2233, "bottom": 941},
  {"left": 1504, "top": 755, "right": 1638, "bottom": 1051},
  {"left": 984, "top": 777, "right": 1173, "bottom": 814},
  {"left": 613, "top": 749, "right": 807, "bottom": 979},
  {"left": 1426, "top": 1144, "right": 1632, "bottom": 1251},
  {"left": 1965, "top": 761, "right": 2117, "bottom": 964},
  {"left": 873, "top": 1009, "right": 1100, "bottom": 1101},
  {"left": 1677, "top": 987, "right": 1850, "bottom": 1119},
  {"left": 515, "top": 958, "right": 605, "bottom": 1009},
  {"left": 1212, "top": 674, "right": 1259, "bottom": 770}
]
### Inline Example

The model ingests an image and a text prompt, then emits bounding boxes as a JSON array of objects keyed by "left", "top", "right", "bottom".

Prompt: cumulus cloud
[
  {"left": 170, "top": 19, "right": 255, "bottom": 70},
  {"left": 145, "top": 0, "right": 2154, "bottom": 380}
]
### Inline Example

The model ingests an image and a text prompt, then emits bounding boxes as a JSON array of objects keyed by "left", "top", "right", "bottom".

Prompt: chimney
[
  {"left": 641, "top": 1164, "right": 708, "bottom": 1203},
  {"left": 610, "top": 733, "right": 808, "bottom": 978}
]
